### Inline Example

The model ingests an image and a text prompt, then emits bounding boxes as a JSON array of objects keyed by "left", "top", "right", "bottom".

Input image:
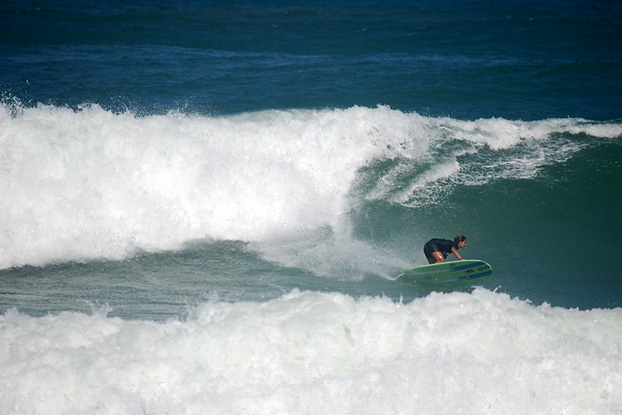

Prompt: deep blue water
[{"left": 2, "top": 0, "right": 621, "bottom": 119}]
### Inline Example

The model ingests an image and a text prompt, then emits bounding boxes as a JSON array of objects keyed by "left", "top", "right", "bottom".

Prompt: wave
[
  {"left": 1, "top": 103, "right": 620, "bottom": 269},
  {"left": 1, "top": 288, "right": 620, "bottom": 414}
]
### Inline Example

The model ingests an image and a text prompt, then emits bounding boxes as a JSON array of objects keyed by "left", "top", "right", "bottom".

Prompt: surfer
[{"left": 423, "top": 235, "right": 467, "bottom": 264}]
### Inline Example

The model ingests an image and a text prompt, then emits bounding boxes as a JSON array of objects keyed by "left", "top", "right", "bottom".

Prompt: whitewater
[
  {"left": 1, "top": 289, "right": 621, "bottom": 415},
  {"left": 2, "top": 103, "right": 620, "bottom": 271}
]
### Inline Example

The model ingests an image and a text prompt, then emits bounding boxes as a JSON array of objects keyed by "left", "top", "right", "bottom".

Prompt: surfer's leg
[
  {"left": 428, "top": 252, "right": 445, "bottom": 264},
  {"left": 423, "top": 242, "right": 437, "bottom": 263}
]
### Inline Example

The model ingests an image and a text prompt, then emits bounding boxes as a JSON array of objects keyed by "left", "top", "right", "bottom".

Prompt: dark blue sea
[{"left": 1, "top": 1, "right": 621, "bottom": 413}]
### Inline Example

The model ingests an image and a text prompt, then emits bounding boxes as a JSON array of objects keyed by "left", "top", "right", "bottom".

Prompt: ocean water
[{"left": 1, "top": 1, "right": 622, "bottom": 414}]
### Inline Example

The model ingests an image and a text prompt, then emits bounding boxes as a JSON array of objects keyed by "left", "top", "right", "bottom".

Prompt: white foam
[
  {"left": 1, "top": 103, "right": 620, "bottom": 269},
  {"left": 361, "top": 115, "right": 618, "bottom": 207},
  {"left": 1, "top": 289, "right": 620, "bottom": 414}
]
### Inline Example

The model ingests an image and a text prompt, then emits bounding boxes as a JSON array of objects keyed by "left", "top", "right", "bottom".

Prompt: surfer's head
[{"left": 454, "top": 235, "right": 467, "bottom": 249}]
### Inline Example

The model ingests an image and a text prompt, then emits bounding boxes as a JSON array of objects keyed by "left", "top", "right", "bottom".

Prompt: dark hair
[{"left": 454, "top": 235, "right": 467, "bottom": 243}]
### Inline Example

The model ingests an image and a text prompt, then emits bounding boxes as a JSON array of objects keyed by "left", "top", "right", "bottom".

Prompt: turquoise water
[{"left": 1, "top": 1, "right": 621, "bottom": 414}]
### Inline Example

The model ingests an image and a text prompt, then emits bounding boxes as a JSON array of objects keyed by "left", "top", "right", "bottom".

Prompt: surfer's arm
[{"left": 451, "top": 247, "right": 464, "bottom": 260}]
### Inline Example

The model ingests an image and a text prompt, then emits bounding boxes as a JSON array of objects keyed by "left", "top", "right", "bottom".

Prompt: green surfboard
[{"left": 397, "top": 260, "right": 492, "bottom": 285}]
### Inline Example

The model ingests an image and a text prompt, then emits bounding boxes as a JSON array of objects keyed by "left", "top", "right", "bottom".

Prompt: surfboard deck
[{"left": 397, "top": 260, "right": 492, "bottom": 285}]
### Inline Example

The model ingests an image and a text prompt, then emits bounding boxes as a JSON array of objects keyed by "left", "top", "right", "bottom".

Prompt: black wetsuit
[{"left": 423, "top": 238, "right": 458, "bottom": 261}]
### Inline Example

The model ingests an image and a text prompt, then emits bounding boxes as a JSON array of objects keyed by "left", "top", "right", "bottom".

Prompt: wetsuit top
[{"left": 423, "top": 238, "right": 458, "bottom": 259}]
